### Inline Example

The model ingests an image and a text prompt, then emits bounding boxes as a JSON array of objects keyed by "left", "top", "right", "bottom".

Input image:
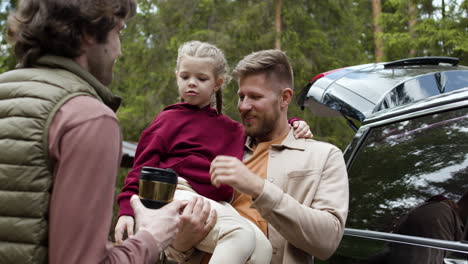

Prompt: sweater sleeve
[
  {"left": 287, "top": 117, "right": 302, "bottom": 125},
  {"left": 48, "top": 96, "right": 159, "bottom": 264},
  {"left": 117, "top": 116, "right": 168, "bottom": 217}
]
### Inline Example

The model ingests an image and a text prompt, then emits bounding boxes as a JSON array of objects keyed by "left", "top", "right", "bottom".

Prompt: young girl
[{"left": 115, "top": 41, "right": 309, "bottom": 264}]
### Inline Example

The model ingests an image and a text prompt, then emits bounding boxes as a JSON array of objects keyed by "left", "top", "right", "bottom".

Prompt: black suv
[{"left": 298, "top": 57, "right": 468, "bottom": 264}]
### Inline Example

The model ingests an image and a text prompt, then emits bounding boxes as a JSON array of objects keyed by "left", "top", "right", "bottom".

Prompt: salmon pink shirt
[{"left": 48, "top": 96, "right": 158, "bottom": 264}]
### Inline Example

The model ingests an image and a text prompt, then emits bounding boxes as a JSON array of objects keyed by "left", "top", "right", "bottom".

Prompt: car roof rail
[{"left": 384, "top": 56, "right": 459, "bottom": 68}]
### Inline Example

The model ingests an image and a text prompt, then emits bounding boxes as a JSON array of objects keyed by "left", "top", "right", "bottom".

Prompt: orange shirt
[{"left": 231, "top": 133, "right": 288, "bottom": 236}]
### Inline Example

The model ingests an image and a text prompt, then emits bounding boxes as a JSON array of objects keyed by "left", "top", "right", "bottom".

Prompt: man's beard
[
  {"left": 242, "top": 108, "right": 280, "bottom": 139},
  {"left": 88, "top": 47, "right": 114, "bottom": 86},
  {"left": 89, "top": 59, "right": 113, "bottom": 86}
]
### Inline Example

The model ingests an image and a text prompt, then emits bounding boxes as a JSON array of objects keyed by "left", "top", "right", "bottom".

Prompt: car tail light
[{"left": 310, "top": 68, "right": 345, "bottom": 83}]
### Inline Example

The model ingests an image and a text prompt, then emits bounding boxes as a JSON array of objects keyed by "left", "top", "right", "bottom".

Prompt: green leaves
[
  {"left": 0, "top": 1, "right": 16, "bottom": 73},
  {"left": 380, "top": 0, "right": 468, "bottom": 63}
]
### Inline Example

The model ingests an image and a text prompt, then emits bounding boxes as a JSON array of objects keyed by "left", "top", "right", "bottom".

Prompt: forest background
[{"left": 0, "top": 0, "right": 467, "bottom": 225}]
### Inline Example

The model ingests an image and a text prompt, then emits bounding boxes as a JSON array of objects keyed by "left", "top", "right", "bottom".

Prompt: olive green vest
[{"left": 0, "top": 56, "right": 121, "bottom": 263}]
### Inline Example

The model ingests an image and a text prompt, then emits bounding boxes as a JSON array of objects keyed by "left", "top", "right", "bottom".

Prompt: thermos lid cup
[{"left": 139, "top": 166, "right": 178, "bottom": 184}]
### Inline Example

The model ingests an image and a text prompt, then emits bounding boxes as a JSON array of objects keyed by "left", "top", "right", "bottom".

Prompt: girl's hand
[
  {"left": 114, "top": 215, "right": 135, "bottom": 244},
  {"left": 292, "top": 120, "right": 313, "bottom": 139}
]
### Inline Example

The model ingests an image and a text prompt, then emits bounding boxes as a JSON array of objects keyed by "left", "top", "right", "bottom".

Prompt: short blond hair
[{"left": 232, "top": 49, "right": 294, "bottom": 90}]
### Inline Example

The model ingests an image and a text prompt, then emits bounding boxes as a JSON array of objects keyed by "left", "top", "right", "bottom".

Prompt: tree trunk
[
  {"left": 408, "top": 0, "right": 417, "bottom": 57},
  {"left": 442, "top": 0, "right": 446, "bottom": 19},
  {"left": 441, "top": 0, "right": 445, "bottom": 53},
  {"left": 275, "top": 0, "right": 282, "bottom": 50},
  {"left": 372, "top": 0, "right": 384, "bottom": 62},
  {"left": 209, "top": 0, "right": 216, "bottom": 29}
]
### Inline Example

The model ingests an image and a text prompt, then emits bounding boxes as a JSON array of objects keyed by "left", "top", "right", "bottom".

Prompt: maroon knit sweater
[{"left": 117, "top": 103, "right": 245, "bottom": 217}]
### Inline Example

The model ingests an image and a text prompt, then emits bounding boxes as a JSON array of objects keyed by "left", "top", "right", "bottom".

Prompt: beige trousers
[{"left": 174, "top": 178, "right": 272, "bottom": 264}]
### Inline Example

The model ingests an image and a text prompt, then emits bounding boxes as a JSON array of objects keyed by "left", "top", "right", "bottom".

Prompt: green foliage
[
  {"left": 380, "top": 0, "right": 468, "bottom": 64},
  {"left": 0, "top": 0, "right": 17, "bottom": 73}
]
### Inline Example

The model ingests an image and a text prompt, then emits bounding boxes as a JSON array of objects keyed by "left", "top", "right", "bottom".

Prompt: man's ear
[
  {"left": 215, "top": 78, "right": 224, "bottom": 92},
  {"left": 81, "top": 30, "right": 96, "bottom": 46},
  {"left": 74, "top": 31, "right": 96, "bottom": 70},
  {"left": 280, "top": 87, "right": 293, "bottom": 107}
]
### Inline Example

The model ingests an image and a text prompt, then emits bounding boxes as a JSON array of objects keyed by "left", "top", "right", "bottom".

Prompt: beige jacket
[{"left": 248, "top": 128, "right": 349, "bottom": 264}]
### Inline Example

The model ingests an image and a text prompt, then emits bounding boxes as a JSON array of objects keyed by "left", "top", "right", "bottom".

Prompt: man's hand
[
  {"left": 114, "top": 215, "right": 135, "bottom": 244},
  {"left": 172, "top": 196, "right": 217, "bottom": 252},
  {"left": 292, "top": 120, "right": 313, "bottom": 139},
  {"left": 130, "top": 195, "right": 186, "bottom": 251},
  {"left": 210, "top": 156, "right": 264, "bottom": 198}
]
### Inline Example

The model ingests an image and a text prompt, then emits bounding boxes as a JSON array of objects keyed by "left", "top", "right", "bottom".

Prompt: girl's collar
[{"left": 171, "top": 102, "right": 218, "bottom": 114}]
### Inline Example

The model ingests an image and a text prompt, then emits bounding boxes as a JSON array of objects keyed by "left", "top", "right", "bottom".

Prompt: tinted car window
[
  {"left": 348, "top": 107, "right": 468, "bottom": 232},
  {"left": 332, "top": 107, "right": 468, "bottom": 263},
  {"left": 443, "top": 71, "right": 468, "bottom": 93},
  {"left": 377, "top": 71, "right": 468, "bottom": 111}
]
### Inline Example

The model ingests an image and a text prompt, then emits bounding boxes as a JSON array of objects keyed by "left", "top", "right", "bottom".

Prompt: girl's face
[{"left": 176, "top": 55, "right": 222, "bottom": 108}]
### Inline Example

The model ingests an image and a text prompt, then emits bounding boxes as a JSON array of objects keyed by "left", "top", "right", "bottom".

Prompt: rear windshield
[{"left": 376, "top": 70, "right": 468, "bottom": 111}]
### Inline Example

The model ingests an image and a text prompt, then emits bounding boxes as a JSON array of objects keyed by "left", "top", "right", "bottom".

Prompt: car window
[
  {"left": 332, "top": 107, "right": 468, "bottom": 263},
  {"left": 443, "top": 71, "right": 468, "bottom": 93},
  {"left": 377, "top": 71, "right": 468, "bottom": 111},
  {"left": 348, "top": 107, "right": 468, "bottom": 233}
]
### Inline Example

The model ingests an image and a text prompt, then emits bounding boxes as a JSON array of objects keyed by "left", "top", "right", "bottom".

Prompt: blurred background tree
[
  {"left": 0, "top": 0, "right": 17, "bottom": 72},
  {"left": 380, "top": 0, "right": 468, "bottom": 62}
]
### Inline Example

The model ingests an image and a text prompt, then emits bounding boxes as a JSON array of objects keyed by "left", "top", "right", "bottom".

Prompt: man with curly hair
[{"left": 0, "top": 0, "right": 191, "bottom": 263}]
